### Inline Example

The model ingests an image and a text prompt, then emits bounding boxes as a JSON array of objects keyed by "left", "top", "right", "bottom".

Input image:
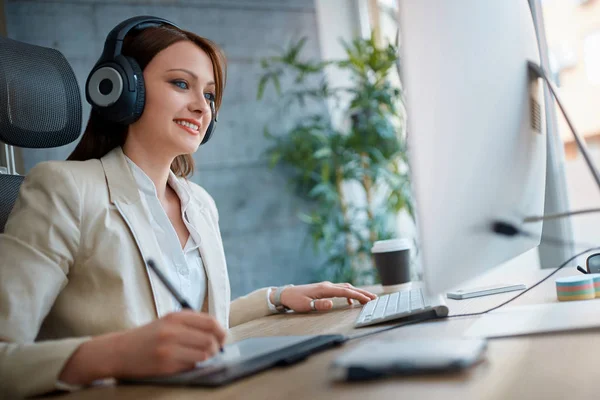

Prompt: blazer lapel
[
  {"left": 185, "top": 201, "right": 230, "bottom": 328},
  {"left": 100, "top": 147, "right": 175, "bottom": 318}
]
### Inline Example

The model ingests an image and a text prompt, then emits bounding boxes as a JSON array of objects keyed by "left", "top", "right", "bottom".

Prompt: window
[{"left": 583, "top": 31, "right": 600, "bottom": 85}]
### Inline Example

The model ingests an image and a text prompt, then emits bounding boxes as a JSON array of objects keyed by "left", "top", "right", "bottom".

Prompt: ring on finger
[{"left": 310, "top": 299, "right": 317, "bottom": 311}]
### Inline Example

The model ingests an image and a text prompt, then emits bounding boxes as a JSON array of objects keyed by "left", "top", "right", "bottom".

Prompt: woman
[{"left": 0, "top": 16, "right": 377, "bottom": 398}]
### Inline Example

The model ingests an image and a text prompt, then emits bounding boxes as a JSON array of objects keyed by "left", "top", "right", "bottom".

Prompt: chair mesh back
[
  {"left": 0, "top": 36, "right": 82, "bottom": 148},
  {"left": 0, "top": 174, "right": 24, "bottom": 233},
  {"left": 0, "top": 37, "right": 82, "bottom": 232}
]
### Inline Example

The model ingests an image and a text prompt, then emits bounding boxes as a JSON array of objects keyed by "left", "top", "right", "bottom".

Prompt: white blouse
[{"left": 125, "top": 157, "right": 207, "bottom": 311}]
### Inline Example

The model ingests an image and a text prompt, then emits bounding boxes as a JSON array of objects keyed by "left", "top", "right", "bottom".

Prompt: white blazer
[{"left": 0, "top": 147, "right": 272, "bottom": 398}]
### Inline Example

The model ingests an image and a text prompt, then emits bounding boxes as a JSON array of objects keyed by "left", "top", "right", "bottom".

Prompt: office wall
[{"left": 4, "top": 0, "right": 328, "bottom": 298}]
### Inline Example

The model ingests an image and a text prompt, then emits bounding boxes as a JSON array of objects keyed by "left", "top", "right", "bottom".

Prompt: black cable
[
  {"left": 446, "top": 245, "right": 600, "bottom": 318},
  {"left": 346, "top": 245, "right": 600, "bottom": 341}
]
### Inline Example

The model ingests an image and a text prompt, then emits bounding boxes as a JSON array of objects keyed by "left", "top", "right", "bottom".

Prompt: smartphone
[{"left": 446, "top": 283, "right": 527, "bottom": 300}]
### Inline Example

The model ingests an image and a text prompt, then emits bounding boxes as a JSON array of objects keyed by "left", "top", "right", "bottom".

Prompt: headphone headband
[{"left": 98, "top": 16, "right": 180, "bottom": 65}]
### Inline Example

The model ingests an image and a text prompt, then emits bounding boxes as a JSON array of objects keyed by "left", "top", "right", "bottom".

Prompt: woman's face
[{"left": 128, "top": 40, "right": 216, "bottom": 158}]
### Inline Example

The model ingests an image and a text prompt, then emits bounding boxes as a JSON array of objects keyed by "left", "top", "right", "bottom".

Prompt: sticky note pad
[
  {"left": 555, "top": 276, "right": 595, "bottom": 301},
  {"left": 587, "top": 273, "right": 600, "bottom": 298}
]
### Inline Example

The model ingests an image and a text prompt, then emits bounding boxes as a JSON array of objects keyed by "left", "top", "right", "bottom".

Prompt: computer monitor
[{"left": 398, "top": 0, "right": 546, "bottom": 295}]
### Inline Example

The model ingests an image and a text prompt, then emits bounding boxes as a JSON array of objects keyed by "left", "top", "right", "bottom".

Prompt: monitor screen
[{"left": 399, "top": 0, "right": 546, "bottom": 294}]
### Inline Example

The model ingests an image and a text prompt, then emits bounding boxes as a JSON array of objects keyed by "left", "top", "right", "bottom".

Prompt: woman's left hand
[{"left": 275, "top": 282, "right": 378, "bottom": 313}]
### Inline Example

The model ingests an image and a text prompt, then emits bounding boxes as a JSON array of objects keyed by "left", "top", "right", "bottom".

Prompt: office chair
[{"left": 0, "top": 36, "right": 82, "bottom": 233}]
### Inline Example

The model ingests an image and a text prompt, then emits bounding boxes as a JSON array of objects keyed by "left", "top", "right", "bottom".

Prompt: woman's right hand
[
  {"left": 112, "top": 310, "right": 227, "bottom": 378},
  {"left": 59, "top": 310, "right": 227, "bottom": 384}
]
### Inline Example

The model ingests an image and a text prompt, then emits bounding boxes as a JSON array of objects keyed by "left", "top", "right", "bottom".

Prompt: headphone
[{"left": 85, "top": 16, "right": 217, "bottom": 145}]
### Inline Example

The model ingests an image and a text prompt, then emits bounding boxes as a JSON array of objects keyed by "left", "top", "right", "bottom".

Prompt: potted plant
[{"left": 257, "top": 33, "right": 414, "bottom": 285}]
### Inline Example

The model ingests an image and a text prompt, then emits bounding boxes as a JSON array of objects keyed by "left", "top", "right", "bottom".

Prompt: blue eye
[
  {"left": 204, "top": 92, "right": 215, "bottom": 102},
  {"left": 172, "top": 80, "right": 189, "bottom": 90}
]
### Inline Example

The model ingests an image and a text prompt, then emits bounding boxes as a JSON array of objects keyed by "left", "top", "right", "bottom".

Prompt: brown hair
[{"left": 67, "top": 25, "right": 227, "bottom": 177}]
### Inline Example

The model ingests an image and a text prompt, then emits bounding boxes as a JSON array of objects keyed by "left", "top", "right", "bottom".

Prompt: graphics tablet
[{"left": 120, "top": 334, "right": 346, "bottom": 386}]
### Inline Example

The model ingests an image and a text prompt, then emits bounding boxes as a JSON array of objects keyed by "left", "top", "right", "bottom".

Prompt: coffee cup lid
[{"left": 371, "top": 238, "right": 411, "bottom": 253}]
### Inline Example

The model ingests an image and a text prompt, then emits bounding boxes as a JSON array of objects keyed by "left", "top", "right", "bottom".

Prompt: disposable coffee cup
[{"left": 371, "top": 239, "right": 411, "bottom": 286}]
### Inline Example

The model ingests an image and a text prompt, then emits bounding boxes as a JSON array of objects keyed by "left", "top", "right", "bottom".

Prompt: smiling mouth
[{"left": 174, "top": 119, "right": 200, "bottom": 135}]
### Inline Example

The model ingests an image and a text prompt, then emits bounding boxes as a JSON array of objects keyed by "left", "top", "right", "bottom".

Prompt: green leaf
[
  {"left": 314, "top": 147, "right": 331, "bottom": 159},
  {"left": 273, "top": 74, "right": 282, "bottom": 95},
  {"left": 263, "top": 126, "right": 273, "bottom": 139},
  {"left": 257, "top": 74, "right": 269, "bottom": 100},
  {"left": 298, "top": 212, "right": 315, "bottom": 224},
  {"left": 308, "top": 183, "right": 331, "bottom": 198},
  {"left": 269, "top": 152, "right": 282, "bottom": 168},
  {"left": 288, "top": 37, "right": 308, "bottom": 62},
  {"left": 321, "top": 162, "right": 331, "bottom": 183}
]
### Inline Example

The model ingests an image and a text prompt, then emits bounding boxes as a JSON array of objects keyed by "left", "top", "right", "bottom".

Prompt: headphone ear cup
[
  {"left": 201, "top": 101, "right": 217, "bottom": 145},
  {"left": 86, "top": 63, "right": 125, "bottom": 112},
  {"left": 202, "top": 119, "right": 215, "bottom": 145},
  {"left": 127, "top": 57, "right": 146, "bottom": 123},
  {"left": 85, "top": 56, "right": 144, "bottom": 125}
]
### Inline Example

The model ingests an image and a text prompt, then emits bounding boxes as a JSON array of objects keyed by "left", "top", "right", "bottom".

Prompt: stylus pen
[{"left": 146, "top": 258, "right": 224, "bottom": 353}]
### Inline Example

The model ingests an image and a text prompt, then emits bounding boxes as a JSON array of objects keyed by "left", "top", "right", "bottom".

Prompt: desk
[{"left": 50, "top": 262, "right": 599, "bottom": 400}]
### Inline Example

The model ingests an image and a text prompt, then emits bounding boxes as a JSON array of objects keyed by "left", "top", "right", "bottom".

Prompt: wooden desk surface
[{"left": 51, "top": 262, "right": 600, "bottom": 400}]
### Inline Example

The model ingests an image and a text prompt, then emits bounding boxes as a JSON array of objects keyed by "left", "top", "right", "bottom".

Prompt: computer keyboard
[{"left": 354, "top": 287, "right": 449, "bottom": 328}]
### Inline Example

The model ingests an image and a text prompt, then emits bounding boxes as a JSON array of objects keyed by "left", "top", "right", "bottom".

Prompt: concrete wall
[{"left": 5, "top": 0, "right": 328, "bottom": 298}]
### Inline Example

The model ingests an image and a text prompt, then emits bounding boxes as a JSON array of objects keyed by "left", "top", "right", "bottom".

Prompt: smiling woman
[
  {"left": 68, "top": 22, "right": 226, "bottom": 177},
  {"left": 0, "top": 16, "right": 377, "bottom": 398},
  {"left": 124, "top": 41, "right": 216, "bottom": 166}
]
